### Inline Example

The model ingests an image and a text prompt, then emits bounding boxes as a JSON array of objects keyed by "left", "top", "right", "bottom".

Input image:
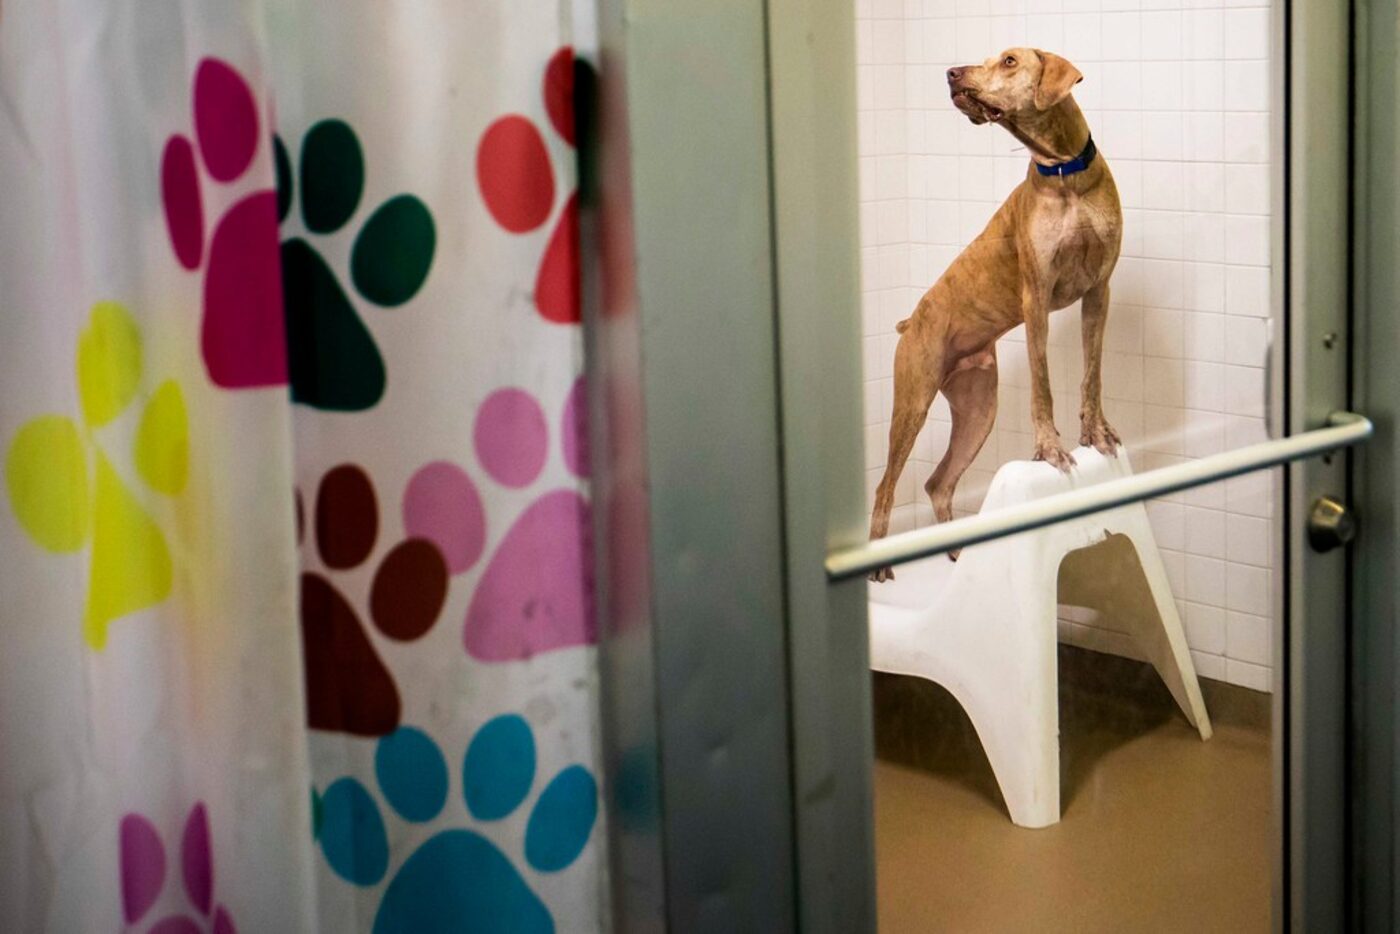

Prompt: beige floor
[{"left": 873, "top": 647, "right": 1273, "bottom": 934}]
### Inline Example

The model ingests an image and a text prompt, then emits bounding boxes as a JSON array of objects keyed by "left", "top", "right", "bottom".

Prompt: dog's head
[{"left": 946, "top": 48, "right": 1083, "bottom": 125}]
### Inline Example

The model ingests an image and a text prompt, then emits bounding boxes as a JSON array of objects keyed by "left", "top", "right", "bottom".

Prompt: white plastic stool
[{"left": 868, "top": 446, "right": 1212, "bottom": 828}]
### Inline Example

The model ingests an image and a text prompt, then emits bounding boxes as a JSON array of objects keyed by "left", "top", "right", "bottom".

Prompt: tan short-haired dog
[{"left": 868, "top": 48, "right": 1123, "bottom": 582}]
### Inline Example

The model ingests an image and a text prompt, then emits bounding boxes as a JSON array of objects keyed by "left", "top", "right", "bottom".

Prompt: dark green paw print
[{"left": 275, "top": 120, "right": 436, "bottom": 411}]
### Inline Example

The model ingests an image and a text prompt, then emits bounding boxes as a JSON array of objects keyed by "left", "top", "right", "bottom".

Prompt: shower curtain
[{"left": 0, "top": 2, "right": 607, "bottom": 931}]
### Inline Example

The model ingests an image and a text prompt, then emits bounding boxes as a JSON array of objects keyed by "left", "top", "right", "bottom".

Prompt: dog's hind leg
[
  {"left": 868, "top": 331, "right": 940, "bottom": 582},
  {"left": 926, "top": 349, "right": 998, "bottom": 561}
]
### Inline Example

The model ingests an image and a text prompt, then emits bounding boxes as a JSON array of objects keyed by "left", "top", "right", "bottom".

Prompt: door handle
[{"left": 826, "top": 411, "right": 1374, "bottom": 580}]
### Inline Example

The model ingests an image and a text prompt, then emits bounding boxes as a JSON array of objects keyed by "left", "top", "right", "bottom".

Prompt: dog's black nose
[{"left": 947, "top": 67, "right": 965, "bottom": 83}]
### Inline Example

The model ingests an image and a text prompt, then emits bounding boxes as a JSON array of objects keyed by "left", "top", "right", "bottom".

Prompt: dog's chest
[{"left": 1027, "top": 194, "right": 1120, "bottom": 305}]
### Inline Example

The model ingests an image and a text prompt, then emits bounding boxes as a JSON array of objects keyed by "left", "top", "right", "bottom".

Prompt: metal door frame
[
  {"left": 588, "top": 0, "right": 872, "bottom": 929},
  {"left": 1351, "top": 0, "right": 1400, "bottom": 928},
  {"left": 587, "top": 0, "right": 1374, "bottom": 931},
  {"left": 767, "top": 0, "right": 877, "bottom": 929},
  {"left": 1286, "top": 1, "right": 1353, "bottom": 929},
  {"left": 587, "top": 0, "right": 829, "bottom": 930}
]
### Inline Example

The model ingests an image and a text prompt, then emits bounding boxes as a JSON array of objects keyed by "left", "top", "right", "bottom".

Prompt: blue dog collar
[{"left": 1036, "top": 137, "right": 1097, "bottom": 177}]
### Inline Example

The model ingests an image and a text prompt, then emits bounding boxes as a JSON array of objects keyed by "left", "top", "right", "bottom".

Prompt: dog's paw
[
  {"left": 1080, "top": 419, "right": 1122, "bottom": 456},
  {"left": 1033, "top": 438, "right": 1077, "bottom": 472},
  {"left": 868, "top": 566, "right": 895, "bottom": 583}
]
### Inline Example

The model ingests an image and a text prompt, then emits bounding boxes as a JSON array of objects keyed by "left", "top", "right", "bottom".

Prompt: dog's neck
[{"left": 1002, "top": 97, "right": 1091, "bottom": 167}]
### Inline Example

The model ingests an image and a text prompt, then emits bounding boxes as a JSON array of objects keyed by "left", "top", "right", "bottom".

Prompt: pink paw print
[
  {"left": 161, "top": 58, "right": 287, "bottom": 389},
  {"left": 120, "top": 803, "right": 235, "bottom": 934},
  {"left": 475, "top": 46, "right": 579, "bottom": 325},
  {"left": 404, "top": 377, "right": 595, "bottom": 661}
]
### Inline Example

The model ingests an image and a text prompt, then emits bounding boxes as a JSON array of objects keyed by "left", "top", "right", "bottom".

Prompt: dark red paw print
[
  {"left": 296, "top": 465, "right": 457, "bottom": 736},
  {"left": 476, "top": 46, "right": 579, "bottom": 325}
]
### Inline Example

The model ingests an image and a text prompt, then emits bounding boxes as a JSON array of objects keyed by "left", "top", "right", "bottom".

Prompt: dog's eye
[{"left": 1003, "top": 56, "right": 1017, "bottom": 67}]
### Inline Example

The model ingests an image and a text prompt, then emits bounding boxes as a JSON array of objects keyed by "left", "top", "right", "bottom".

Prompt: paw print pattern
[
  {"left": 120, "top": 803, "right": 236, "bottom": 933},
  {"left": 4, "top": 301, "right": 189, "bottom": 650},
  {"left": 382, "top": 380, "right": 595, "bottom": 664},
  {"left": 460, "top": 380, "right": 595, "bottom": 661},
  {"left": 297, "top": 380, "right": 593, "bottom": 731},
  {"left": 316, "top": 716, "right": 598, "bottom": 934},
  {"left": 275, "top": 119, "right": 437, "bottom": 411},
  {"left": 298, "top": 464, "right": 454, "bottom": 736},
  {"left": 476, "top": 46, "right": 579, "bottom": 324},
  {"left": 161, "top": 58, "right": 287, "bottom": 389}
]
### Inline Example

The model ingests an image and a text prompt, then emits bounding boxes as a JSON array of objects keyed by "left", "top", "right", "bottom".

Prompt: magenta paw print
[
  {"left": 475, "top": 46, "right": 579, "bottom": 325},
  {"left": 403, "top": 377, "right": 594, "bottom": 661},
  {"left": 161, "top": 58, "right": 287, "bottom": 389},
  {"left": 120, "top": 803, "right": 235, "bottom": 934}
]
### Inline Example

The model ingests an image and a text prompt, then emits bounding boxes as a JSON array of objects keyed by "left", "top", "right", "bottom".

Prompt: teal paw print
[
  {"left": 315, "top": 715, "right": 599, "bottom": 933},
  {"left": 274, "top": 120, "right": 436, "bottom": 411}
]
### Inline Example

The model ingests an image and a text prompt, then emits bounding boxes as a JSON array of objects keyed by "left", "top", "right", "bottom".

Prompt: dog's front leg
[
  {"left": 1078, "top": 281, "right": 1122, "bottom": 455},
  {"left": 1022, "top": 284, "right": 1076, "bottom": 471}
]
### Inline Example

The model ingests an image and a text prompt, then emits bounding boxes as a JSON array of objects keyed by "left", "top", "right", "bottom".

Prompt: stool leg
[
  {"left": 1120, "top": 523, "right": 1213, "bottom": 740},
  {"left": 871, "top": 548, "right": 1066, "bottom": 828},
  {"left": 945, "top": 555, "right": 1064, "bottom": 828},
  {"left": 961, "top": 673, "right": 1062, "bottom": 828},
  {"left": 1060, "top": 524, "right": 1213, "bottom": 740}
]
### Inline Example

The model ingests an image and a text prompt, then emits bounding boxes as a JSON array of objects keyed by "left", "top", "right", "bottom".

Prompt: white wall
[{"left": 856, "top": 0, "right": 1277, "bottom": 691}]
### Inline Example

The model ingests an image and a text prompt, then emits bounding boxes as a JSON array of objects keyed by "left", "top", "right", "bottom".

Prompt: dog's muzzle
[{"left": 946, "top": 67, "right": 1002, "bottom": 124}]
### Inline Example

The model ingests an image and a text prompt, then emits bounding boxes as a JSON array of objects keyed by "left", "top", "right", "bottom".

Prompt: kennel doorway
[{"left": 584, "top": 0, "right": 1386, "bottom": 930}]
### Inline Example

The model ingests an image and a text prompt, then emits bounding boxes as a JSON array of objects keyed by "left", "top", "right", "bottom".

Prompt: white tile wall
[{"left": 856, "top": 0, "right": 1278, "bottom": 692}]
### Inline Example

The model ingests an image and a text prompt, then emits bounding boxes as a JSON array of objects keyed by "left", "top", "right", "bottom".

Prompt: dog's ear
[{"left": 1034, "top": 50, "right": 1083, "bottom": 110}]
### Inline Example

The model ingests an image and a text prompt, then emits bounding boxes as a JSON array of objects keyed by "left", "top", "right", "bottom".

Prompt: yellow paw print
[{"left": 5, "top": 301, "right": 189, "bottom": 650}]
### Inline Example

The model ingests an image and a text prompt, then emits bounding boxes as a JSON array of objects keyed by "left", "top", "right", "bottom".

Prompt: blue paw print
[{"left": 316, "top": 715, "right": 599, "bottom": 933}]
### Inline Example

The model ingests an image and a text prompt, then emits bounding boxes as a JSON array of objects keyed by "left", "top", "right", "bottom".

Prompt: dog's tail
[{"left": 895, "top": 317, "right": 911, "bottom": 334}]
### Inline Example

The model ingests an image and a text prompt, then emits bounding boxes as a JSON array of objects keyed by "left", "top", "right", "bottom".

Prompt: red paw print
[{"left": 475, "top": 47, "right": 579, "bottom": 325}]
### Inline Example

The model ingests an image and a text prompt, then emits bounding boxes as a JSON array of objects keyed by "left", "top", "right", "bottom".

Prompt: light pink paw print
[
  {"left": 161, "top": 58, "right": 287, "bottom": 389},
  {"left": 120, "top": 803, "right": 235, "bottom": 934},
  {"left": 475, "top": 46, "right": 579, "bottom": 325},
  {"left": 403, "top": 377, "right": 594, "bottom": 661}
]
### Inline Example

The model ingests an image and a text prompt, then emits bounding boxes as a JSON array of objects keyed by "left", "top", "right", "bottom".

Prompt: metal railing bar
[{"left": 825, "top": 410, "right": 1373, "bottom": 580}]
